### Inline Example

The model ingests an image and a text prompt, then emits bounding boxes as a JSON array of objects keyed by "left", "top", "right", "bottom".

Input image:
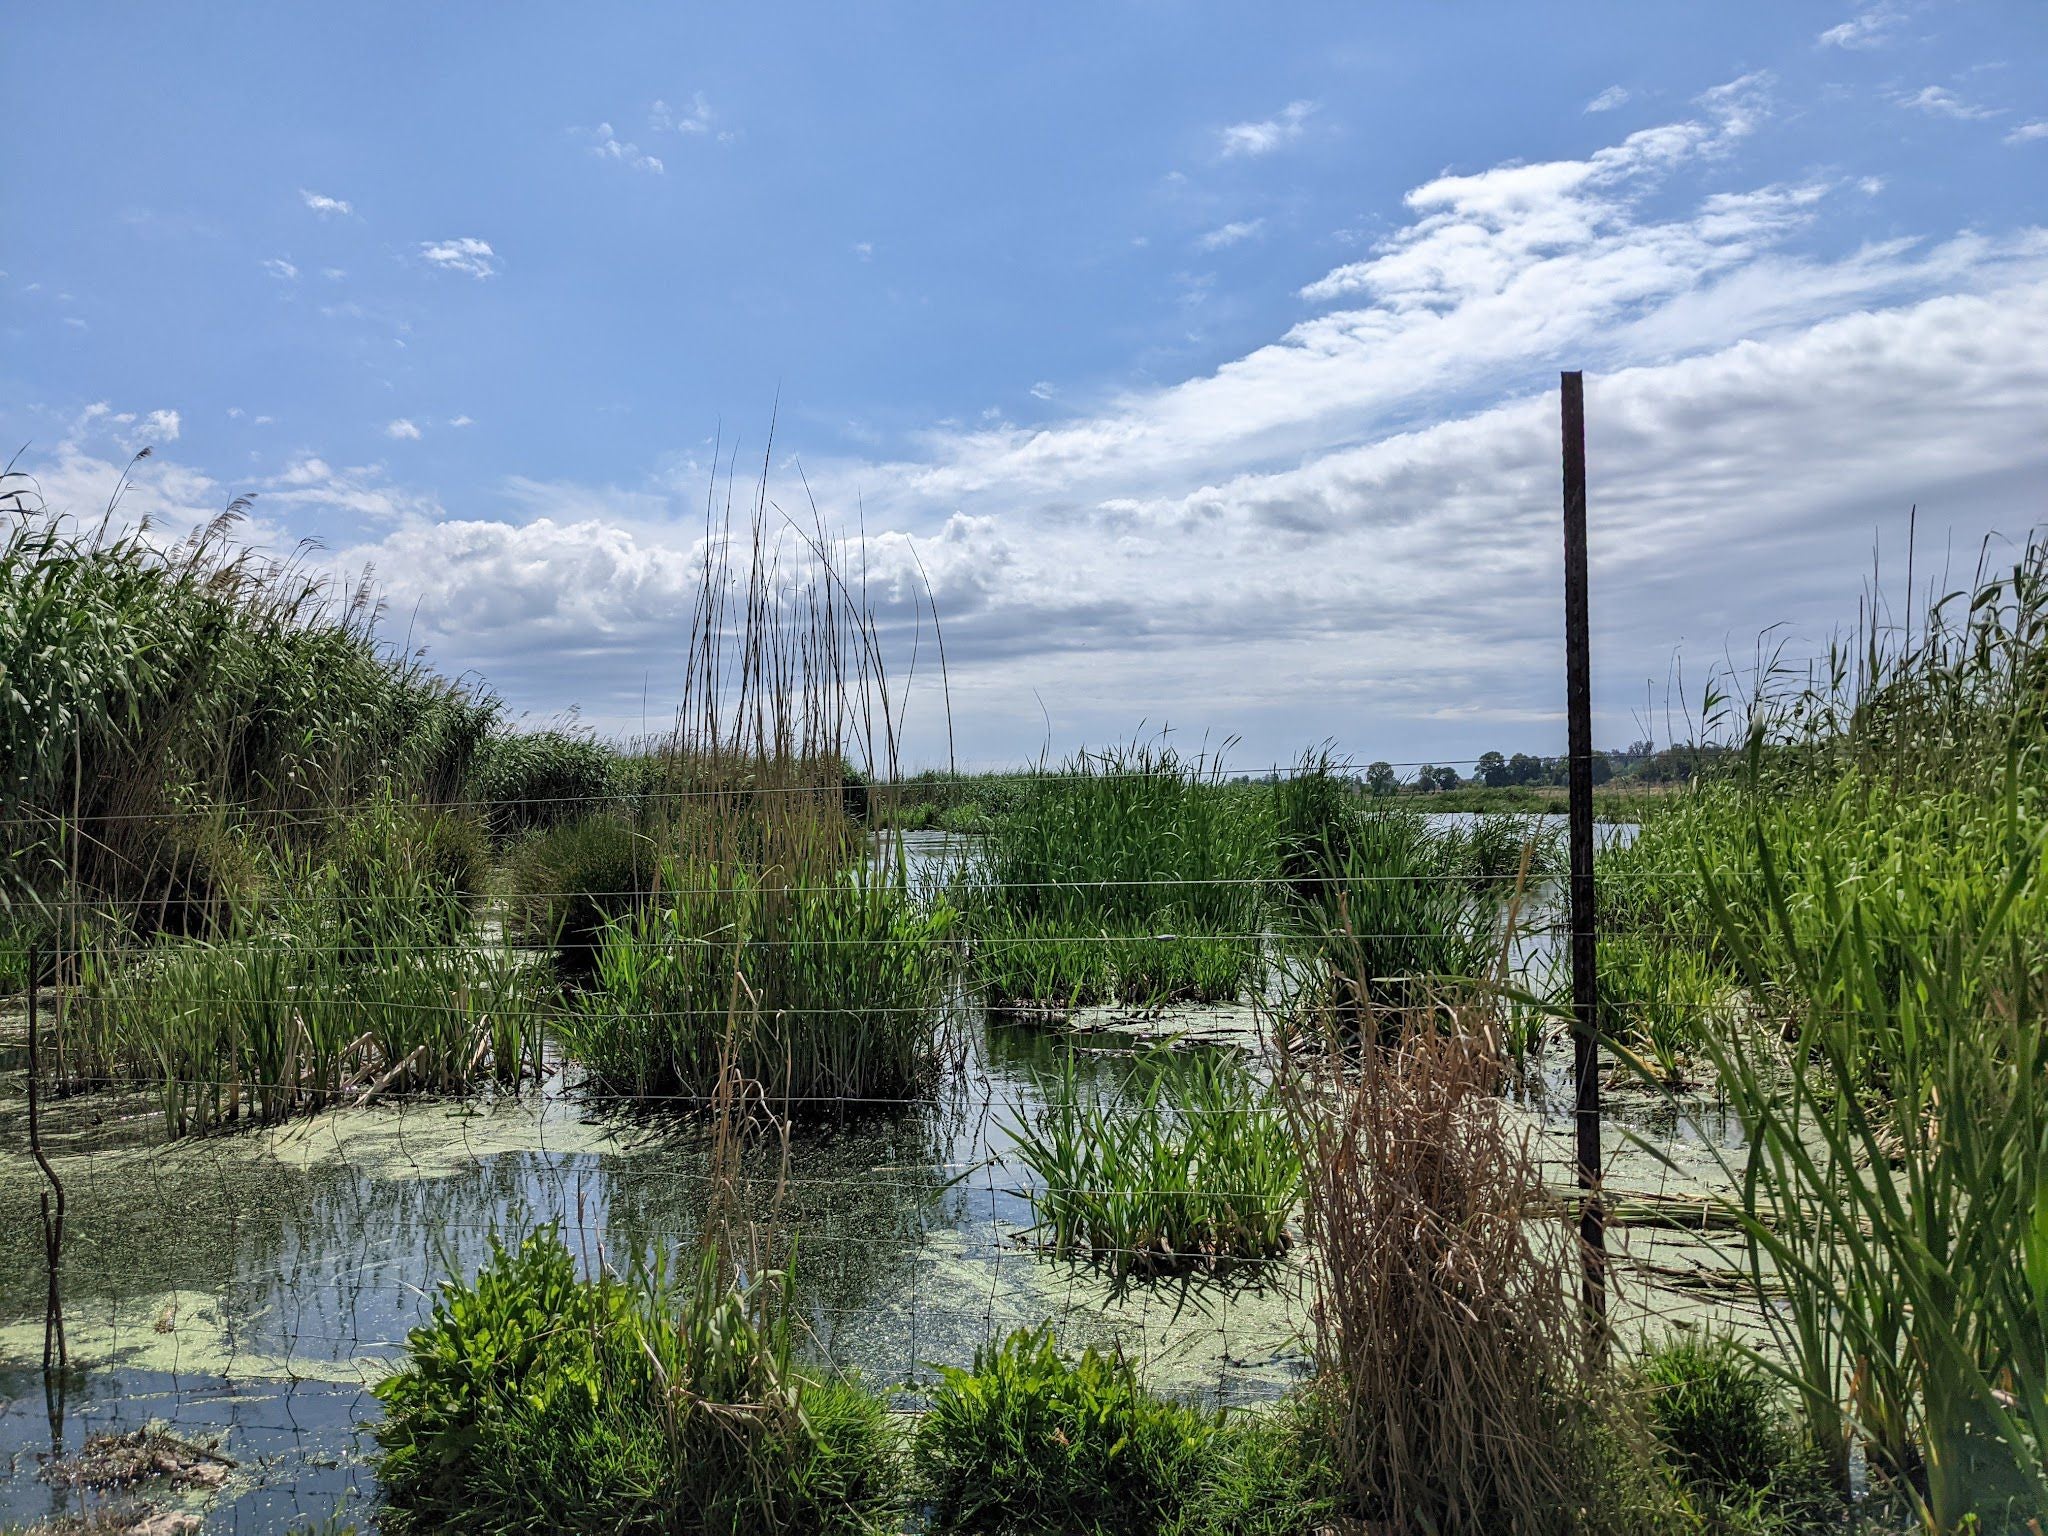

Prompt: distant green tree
[
  {"left": 1476, "top": 751, "right": 1510, "bottom": 788},
  {"left": 1413, "top": 764, "right": 1439, "bottom": 793},
  {"left": 1432, "top": 764, "right": 1462, "bottom": 791},
  {"left": 1365, "top": 761, "right": 1397, "bottom": 797},
  {"left": 1506, "top": 752, "right": 1545, "bottom": 786}
]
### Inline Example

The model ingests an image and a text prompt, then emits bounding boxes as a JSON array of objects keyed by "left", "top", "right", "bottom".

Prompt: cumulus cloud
[
  {"left": 1218, "top": 100, "right": 1316, "bottom": 158},
  {"left": 1584, "top": 86, "right": 1631, "bottom": 114},
  {"left": 386, "top": 418, "right": 422, "bottom": 440},
  {"left": 138, "top": 409, "right": 181, "bottom": 443},
  {"left": 1197, "top": 218, "right": 1265, "bottom": 250},
  {"left": 300, "top": 189, "right": 353, "bottom": 217},
  {"left": 651, "top": 93, "right": 716, "bottom": 135},
  {"left": 419, "top": 237, "right": 499, "bottom": 279},
  {"left": 2008, "top": 121, "right": 2048, "bottom": 145},
  {"left": 22, "top": 80, "right": 2048, "bottom": 768}
]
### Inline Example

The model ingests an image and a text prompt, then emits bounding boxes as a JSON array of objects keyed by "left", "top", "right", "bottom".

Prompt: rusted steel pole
[{"left": 1559, "top": 371, "right": 1607, "bottom": 1342}]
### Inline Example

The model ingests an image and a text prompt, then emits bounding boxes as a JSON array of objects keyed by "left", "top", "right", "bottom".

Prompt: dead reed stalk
[{"left": 1277, "top": 1007, "right": 1621, "bottom": 1534}]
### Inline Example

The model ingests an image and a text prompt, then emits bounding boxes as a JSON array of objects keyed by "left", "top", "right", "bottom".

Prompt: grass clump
[
  {"left": 1006, "top": 1045, "right": 1300, "bottom": 1278},
  {"left": 470, "top": 728, "right": 622, "bottom": 839},
  {"left": 1631, "top": 1336, "right": 1835, "bottom": 1533},
  {"left": 914, "top": 1323, "right": 1334, "bottom": 1536},
  {"left": 508, "top": 810, "right": 667, "bottom": 978},
  {"left": 1277, "top": 1012, "right": 1640, "bottom": 1535},
  {"left": 374, "top": 1228, "right": 897, "bottom": 1536},
  {"left": 962, "top": 743, "right": 1267, "bottom": 1011},
  {"left": 563, "top": 858, "right": 955, "bottom": 1113}
]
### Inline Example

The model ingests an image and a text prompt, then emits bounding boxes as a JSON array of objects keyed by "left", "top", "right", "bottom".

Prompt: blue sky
[{"left": 6, "top": 3, "right": 2046, "bottom": 772}]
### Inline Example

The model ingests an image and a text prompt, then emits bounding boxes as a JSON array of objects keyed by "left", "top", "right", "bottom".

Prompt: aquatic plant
[
  {"left": 913, "top": 1322, "right": 1222, "bottom": 1535},
  {"left": 1006, "top": 1045, "right": 1300, "bottom": 1277},
  {"left": 374, "top": 1228, "right": 898, "bottom": 1536},
  {"left": 0, "top": 493, "right": 498, "bottom": 924},
  {"left": 564, "top": 858, "right": 956, "bottom": 1113},
  {"left": 960, "top": 742, "right": 1267, "bottom": 1009},
  {"left": 469, "top": 728, "right": 623, "bottom": 839},
  {"left": 507, "top": 810, "right": 666, "bottom": 977},
  {"left": 66, "top": 843, "right": 544, "bottom": 1134},
  {"left": 1630, "top": 1334, "right": 1835, "bottom": 1532},
  {"left": 1277, "top": 803, "right": 1516, "bottom": 1023}
]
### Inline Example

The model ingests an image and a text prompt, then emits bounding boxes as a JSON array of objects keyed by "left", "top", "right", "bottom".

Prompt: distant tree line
[{"left": 1349, "top": 739, "right": 1728, "bottom": 795}]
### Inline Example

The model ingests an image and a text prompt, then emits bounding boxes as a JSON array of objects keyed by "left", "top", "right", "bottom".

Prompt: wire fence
[{"left": 0, "top": 790, "right": 1762, "bottom": 1529}]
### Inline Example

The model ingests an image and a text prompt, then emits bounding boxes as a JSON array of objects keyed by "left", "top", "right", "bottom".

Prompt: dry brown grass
[{"left": 1276, "top": 1008, "right": 1634, "bottom": 1535}]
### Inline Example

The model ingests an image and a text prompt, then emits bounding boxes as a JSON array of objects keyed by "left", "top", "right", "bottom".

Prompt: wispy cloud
[
  {"left": 1197, "top": 218, "right": 1266, "bottom": 251},
  {"left": 1818, "top": 5, "right": 1900, "bottom": 49},
  {"left": 1900, "top": 85, "right": 1999, "bottom": 121},
  {"left": 449, "top": 414, "right": 475, "bottom": 428},
  {"left": 261, "top": 258, "right": 299, "bottom": 281},
  {"left": 419, "top": 238, "right": 500, "bottom": 279},
  {"left": 1584, "top": 86, "right": 1631, "bottom": 114},
  {"left": 853, "top": 241, "right": 874, "bottom": 261},
  {"left": 1218, "top": 100, "right": 1316, "bottom": 159},
  {"left": 651, "top": 93, "right": 723, "bottom": 138},
  {"left": 386, "top": 418, "right": 422, "bottom": 441},
  {"left": 300, "top": 189, "right": 353, "bottom": 218},
  {"left": 1028, "top": 382, "right": 1056, "bottom": 402},
  {"left": 2007, "top": 120, "right": 2048, "bottom": 145},
  {"left": 581, "top": 123, "right": 664, "bottom": 174}
]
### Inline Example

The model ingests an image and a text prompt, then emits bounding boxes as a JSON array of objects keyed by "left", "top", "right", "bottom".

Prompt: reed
[
  {"left": 557, "top": 455, "right": 956, "bottom": 1115},
  {"left": 1275, "top": 1010, "right": 1629, "bottom": 1534},
  {"left": 961, "top": 742, "right": 1267, "bottom": 1009},
  {"left": 1005, "top": 1045, "right": 1300, "bottom": 1278}
]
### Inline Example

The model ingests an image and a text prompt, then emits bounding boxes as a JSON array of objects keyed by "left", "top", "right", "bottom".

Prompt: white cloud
[
  {"left": 582, "top": 122, "right": 664, "bottom": 174},
  {"left": 299, "top": 189, "right": 353, "bottom": 218},
  {"left": 1584, "top": 86, "right": 1632, "bottom": 114},
  {"left": 1218, "top": 100, "right": 1316, "bottom": 158},
  {"left": 2008, "top": 121, "right": 2048, "bottom": 145},
  {"left": 1818, "top": 6, "right": 1899, "bottom": 49},
  {"left": 321, "top": 267, "right": 347, "bottom": 280},
  {"left": 262, "top": 258, "right": 299, "bottom": 281},
  {"left": 138, "top": 408, "right": 180, "bottom": 443},
  {"left": 386, "top": 418, "right": 422, "bottom": 440},
  {"left": 651, "top": 93, "right": 716, "bottom": 135},
  {"left": 1197, "top": 218, "right": 1266, "bottom": 251},
  {"left": 1858, "top": 175, "right": 1888, "bottom": 195},
  {"left": 1029, "top": 382, "right": 1056, "bottom": 402},
  {"left": 853, "top": 241, "right": 875, "bottom": 261},
  {"left": 1900, "top": 86, "right": 1999, "bottom": 121},
  {"left": 419, "top": 238, "right": 500, "bottom": 279},
  {"left": 449, "top": 414, "right": 475, "bottom": 427}
]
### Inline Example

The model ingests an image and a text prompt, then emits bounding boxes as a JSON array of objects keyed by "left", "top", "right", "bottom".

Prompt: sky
[{"left": 4, "top": 2, "right": 2046, "bottom": 775}]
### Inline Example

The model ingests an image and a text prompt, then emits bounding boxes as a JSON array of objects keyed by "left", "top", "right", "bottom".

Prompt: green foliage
[
  {"left": 0, "top": 507, "right": 496, "bottom": 921},
  {"left": 1632, "top": 1336, "right": 1835, "bottom": 1530},
  {"left": 471, "top": 729, "right": 622, "bottom": 839},
  {"left": 508, "top": 811, "right": 665, "bottom": 976},
  {"left": 915, "top": 1325, "right": 1337, "bottom": 1535},
  {"left": 563, "top": 856, "right": 955, "bottom": 1111},
  {"left": 1279, "top": 803, "right": 1513, "bottom": 1020},
  {"left": 67, "top": 832, "right": 544, "bottom": 1134},
  {"left": 961, "top": 743, "right": 1267, "bottom": 1009},
  {"left": 374, "top": 1229, "right": 898, "bottom": 1536},
  {"left": 1006, "top": 1046, "right": 1300, "bottom": 1277}
]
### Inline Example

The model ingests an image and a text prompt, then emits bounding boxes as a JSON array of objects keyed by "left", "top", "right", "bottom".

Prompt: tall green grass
[
  {"left": 63, "top": 811, "right": 542, "bottom": 1134},
  {"left": 0, "top": 499, "right": 498, "bottom": 925},
  {"left": 1650, "top": 532, "right": 2048, "bottom": 1531},
  {"left": 961, "top": 744, "right": 1267, "bottom": 1009},
  {"left": 1006, "top": 1045, "right": 1300, "bottom": 1277},
  {"left": 564, "top": 858, "right": 955, "bottom": 1112}
]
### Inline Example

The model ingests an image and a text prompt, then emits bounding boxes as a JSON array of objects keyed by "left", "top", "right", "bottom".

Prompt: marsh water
[{"left": 0, "top": 823, "right": 1758, "bottom": 1531}]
